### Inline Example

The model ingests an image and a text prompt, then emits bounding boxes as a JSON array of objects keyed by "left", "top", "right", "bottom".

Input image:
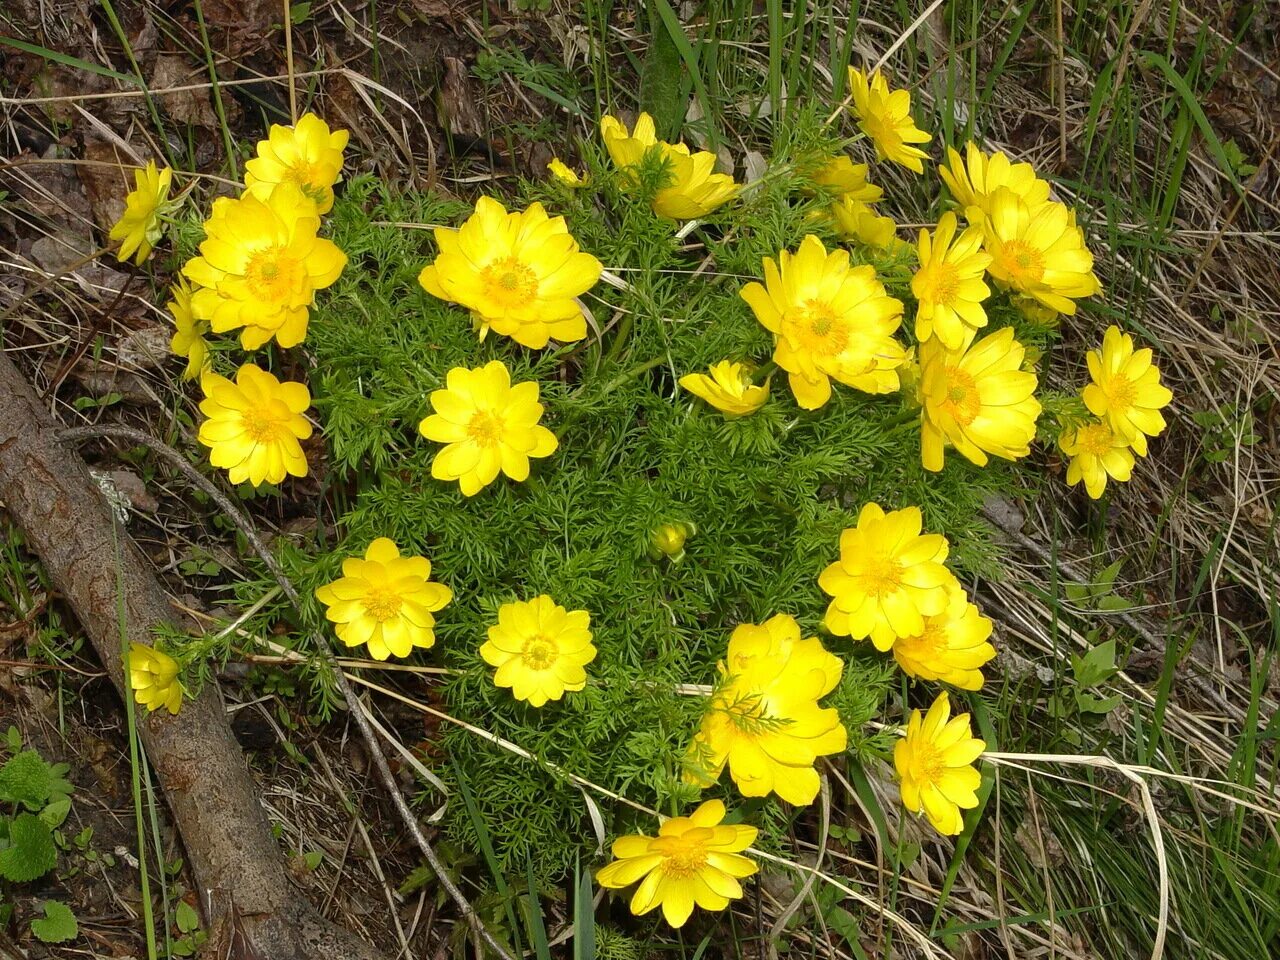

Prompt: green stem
[
  {"left": 191, "top": 0, "right": 239, "bottom": 179},
  {"left": 114, "top": 522, "right": 158, "bottom": 960},
  {"left": 601, "top": 354, "right": 666, "bottom": 393}
]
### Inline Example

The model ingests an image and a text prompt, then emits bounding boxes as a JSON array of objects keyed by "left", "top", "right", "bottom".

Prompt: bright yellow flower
[
  {"left": 650, "top": 522, "right": 693, "bottom": 560},
  {"left": 919, "top": 327, "right": 1041, "bottom": 471},
  {"left": 1060, "top": 420, "right": 1136, "bottom": 499},
  {"left": 480, "top": 595, "right": 596, "bottom": 707},
  {"left": 600, "top": 113, "right": 738, "bottom": 219},
  {"left": 244, "top": 113, "right": 349, "bottom": 215},
  {"left": 128, "top": 642, "right": 183, "bottom": 715},
  {"left": 830, "top": 196, "right": 902, "bottom": 251},
  {"left": 600, "top": 112, "right": 660, "bottom": 169},
  {"left": 109, "top": 160, "right": 172, "bottom": 265},
  {"left": 418, "top": 360, "right": 558, "bottom": 496},
  {"left": 912, "top": 212, "right": 992, "bottom": 350},
  {"left": 895, "top": 692, "right": 985, "bottom": 835},
  {"left": 740, "top": 234, "right": 906, "bottom": 409},
  {"left": 819, "top": 502, "right": 954, "bottom": 651},
  {"left": 846, "top": 68, "right": 931, "bottom": 174},
  {"left": 315, "top": 538, "right": 452, "bottom": 660},
  {"left": 596, "top": 799, "right": 757, "bottom": 929},
  {"left": 418, "top": 197, "right": 602, "bottom": 349},
  {"left": 809, "top": 155, "right": 884, "bottom": 203},
  {"left": 184, "top": 184, "right": 346, "bottom": 349},
  {"left": 982, "top": 189, "right": 1100, "bottom": 316},
  {"left": 197, "top": 363, "right": 312, "bottom": 487},
  {"left": 891, "top": 587, "right": 995, "bottom": 690},
  {"left": 679, "top": 361, "right": 769, "bottom": 418},
  {"left": 939, "top": 143, "right": 1051, "bottom": 222},
  {"left": 166, "top": 277, "right": 209, "bottom": 381},
  {"left": 547, "top": 157, "right": 586, "bottom": 186},
  {"left": 685, "top": 614, "right": 846, "bottom": 805},
  {"left": 1081, "top": 325, "right": 1173, "bottom": 455}
]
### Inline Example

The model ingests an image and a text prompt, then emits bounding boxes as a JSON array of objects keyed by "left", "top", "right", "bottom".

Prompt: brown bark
[{"left": 0, "top": 349, "right": 386, "bottom": 960}]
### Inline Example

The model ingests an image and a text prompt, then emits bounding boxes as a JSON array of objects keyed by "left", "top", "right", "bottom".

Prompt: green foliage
[
  {"left": 30, "top": 900, "right": 78, "bottom": 944},
  {"left": 0, "top": 749, "right": 73, "bottom": 812},
  {"left": 227, "top": 112, "right": 1029, "bottom": 880},
  {"left": 0, "top": 813, "right": 58, "bottom": 882}
]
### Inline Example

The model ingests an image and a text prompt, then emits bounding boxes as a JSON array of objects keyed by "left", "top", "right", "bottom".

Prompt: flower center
[
  {"left": 241, "top": 408, "right": 281, "bottom": 443},
  {"left": 466, "top": 410, "right": 504, "bottom": 447},
  {"left": 997, "top": 240, "right": 1045, "bottom": 286},
  {"left": 860, "top": 115, "right": 898, "bottom": 152},
  {"left": 1077, "top": 423, "right": 1114, "bottom": 457},
  {"left": 653, "top": 832, "right": 711, "bottom": 878},
  {"left": 858, "top": 553, "right": 904, "bottom": 598},
  {"left": 786, "top": 300, "right": 850, "bottom": 356},
  {"left": 363, "top": 586, "right": 403, "bottom": 623},
  {"left": 246, "top": 247, "right": 304, "bottom": 302},
  {"left": 521, "top": 636, "right": 558, "bottom": 670},
  {"left": 1106, "top": 374, "right": 1137, "bottom": 411},
  {"left": 284, "top": 161, "right": 325, "bottom": 201},
  {"left": 939, "top": 367, "right": 981, "bottom": 426},
  {"left": 901, "top": 618, "right": 945, "bottom": 659},
  {"left": 919, "top": 262, "right": 960, "bottom": 307},
  {"left": 480, "top": 256, "right": 539, "bottom": 310},
  {"left": 909, "top": 741, "right": 946, "bottom": 784}
]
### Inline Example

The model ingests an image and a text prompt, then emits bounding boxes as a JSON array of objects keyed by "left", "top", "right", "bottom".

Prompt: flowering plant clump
[{"left": 151, "top": 62, "right": 1176, "bottom": 938}]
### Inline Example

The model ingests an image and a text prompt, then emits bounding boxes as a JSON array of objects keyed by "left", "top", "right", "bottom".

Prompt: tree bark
[{"left": 0, "top": 349, "right": 387, "bottom": 960}]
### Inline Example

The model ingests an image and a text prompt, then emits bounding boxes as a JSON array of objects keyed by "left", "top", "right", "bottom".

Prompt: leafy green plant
[{"left": 0, "top": 728, "right": 78, "bottom": 943}]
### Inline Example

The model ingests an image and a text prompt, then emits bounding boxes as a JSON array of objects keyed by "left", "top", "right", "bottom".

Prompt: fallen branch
[{"left": 0, "top": 350, "right": 385, "bottom": 960}]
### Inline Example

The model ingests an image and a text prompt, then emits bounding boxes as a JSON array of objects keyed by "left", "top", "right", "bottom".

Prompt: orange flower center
[
  {"left": 467, "top": 410, "right": 504, "bottom": 447},
  {"left": 908, "top": 740, "right": 946, "bottom": 784},
  {"left": 1104, "top": 374, "right": 1136, "bottom": 411},
  {"left": 786, "top": 300, "right": 849, "bottom": 356},
  {"left": 364, "top": 586, "right": 404, "bottom": 623},
  {"left": 521, "top": 635, "right": 558, "bottom": 670},
  {"left": 653, "top": 831, "right": 712, "bottom": 878},
  {"left": 858, "top": 553, "right": 904, "bottom": 598},
  {"left": 900, "top": 617, "right": 946, "bottom": 660},
  {"left": 480, "top": 256, "right": 539, "bottom": 310},
  {"left": 996, "top": 240, "right": 1045, "bottom": 287},
  {"left": 284, "top": 161, "right": 326, "bottom": 202},
  {"left": 241, "top": 408, "right": 283, "bottom": 443},
  {"left": 246, "top": 247, "right": 304, "bottom": 302},
  {"left": 939, "top": 367, "right": 981, "bottom": 426},
  {"left": 1076, "top": 422, "right": 1114, "bottom": 457},
  {"left": 918, "top": 261, "right": 960, "bottom": 307}
]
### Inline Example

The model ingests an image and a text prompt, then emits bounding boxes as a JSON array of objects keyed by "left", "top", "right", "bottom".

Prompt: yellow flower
[
  {"left": 480, "top": 595, "right": 596, "bottom": 707},
  {"left": 809, "top": 155, "right": 884, "bottom": 203},
  {"left": 315, "top": 538, "right": 453, "bottom": 661},
  {"left": 1060, "top": 420, "right": 1136, "bottom": 499},
  {"left": 166, "top": 277, "right": 209, "bottom": 381},
  {"left": 982, "top": 189, "right": 1100, "bottom": 316},
  {"left": 650, "top": 522, "right": 693, "bottom": 560},
  {"left": 244, "top": 113, "right": 349, "bottom": 215},
  {"left": 895, "top": 692, "right": 985, "bottom": 835},
  {"left": 819, "top": 502, "right": 954, "bottom": 651},
  {"left": 596, "top": 799, "right": 757, "bottom": 929},
  {"left": 600, "top": 112, "right": 660, "bottom": 169},
  {"left": 939, "top": 143, "right": 1051, "bottom": 222},
  {"left": 109, "top": 160, "right": 172, "bottom": 265},
  {"left": 197, "top": 363, "right": 312, "bottom": 487},
  {"left": 846, "top": 68, "right": 931, "bottom": 174},
  {"left": 418, "top": 197, "right": 602, "bottom": 349},
  {"left": 184, "top": 184, "right": 347, "bottom": 349},
  {"left": 1081, "top": 326, "right": 1173, "bottom": 455},
  {"left": 418, "top": 360, "right": 558, "bottom": 496},
  {"left": 600, "top": 113, "right": 739, "bottom": 219},
  {"left": 547, "top": 157, "right": 586, "bottom": 186},
  {"left": 128, "top": 643, "right": 183, "bottom": 715},
  {"left": 919, "top": 327, "right": 1041, "bottom": 471},
  {"left": 685, "top": 614, "right": 846, "bottom": 805},
  {"left": 891, "top": 587, "right": 995, "bottom": 690},
  {"left": 912, "top": 212, "right": 992, "bottom": 350},
  {"left": 830, "top": 196, "right": 902, "bottom": 250},
  {"left": 740, "top": 234, "right": 906, "bottom": 409},
  {"left": 679, "top": 361, "right": 769, "bottom": 418}
]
